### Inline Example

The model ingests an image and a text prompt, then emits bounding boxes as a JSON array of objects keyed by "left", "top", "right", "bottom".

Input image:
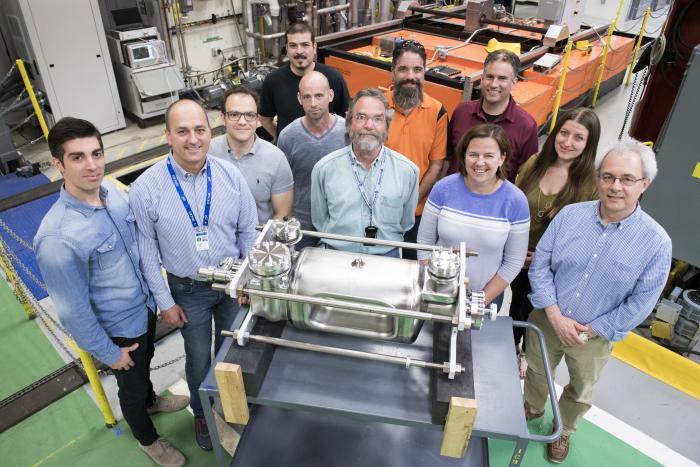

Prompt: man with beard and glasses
[
  {"left": 259, "top": 21, "right": 350, "bottom": 140},
  {"left": 310, "top": 88, "right": 419, "bottom": 257},
  {"left": 450, "top": 49, "right": 538, "bottom": 181},
  {"left": 385, "top": 39, "right": 448, "bottom": 259},
  {"left": 277, "top": 71, "right": 348, "bottom": 250}
]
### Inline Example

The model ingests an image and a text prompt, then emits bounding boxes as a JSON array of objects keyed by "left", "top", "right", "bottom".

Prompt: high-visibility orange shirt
[{"left": 385, "top": 89, "right": 448, "bottom": 215}]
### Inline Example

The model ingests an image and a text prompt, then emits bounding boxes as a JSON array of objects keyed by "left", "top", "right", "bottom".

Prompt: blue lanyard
[
  {"left": 166, "top": 156, "right": 212, "bottom": 229},
  {"left": 349, "top": 148, "right": 386, "bottom": 224}
]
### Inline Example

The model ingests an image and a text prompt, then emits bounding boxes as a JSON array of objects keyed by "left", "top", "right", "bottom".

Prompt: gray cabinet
[{"left": 5, "top": 0, "right": 125, "bottom": 133}]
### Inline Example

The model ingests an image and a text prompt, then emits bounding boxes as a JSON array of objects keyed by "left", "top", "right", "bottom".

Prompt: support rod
[
  {"left": 316, "top": 3, "right": 351, "bottom": 15},
  {"left": 625, "top": 7, "right": 650, "bottom": 86},
  {"left": 300, "top": 229, "right": 479, "bottom": 256},
  {"left": 224, "top": 331, "right": 460, "bottom": 373},
  {"left": 15, "top": 59, "right": 48, "bottom": 139},
  {"left": 549, "top": 39, "right": 573, "bottom": 133},
  {"left": 242, "top": 288, "right": 455, "bottom": 324}
]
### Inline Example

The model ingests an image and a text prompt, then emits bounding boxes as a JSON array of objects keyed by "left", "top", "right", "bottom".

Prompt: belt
[{"left": 166, "top": 272, "right": 209, "bottom": 286}]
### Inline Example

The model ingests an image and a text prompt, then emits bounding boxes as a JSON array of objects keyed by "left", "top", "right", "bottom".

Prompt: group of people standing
[{"left": 33, "top": 21, "right": 671, "bottom": 467}]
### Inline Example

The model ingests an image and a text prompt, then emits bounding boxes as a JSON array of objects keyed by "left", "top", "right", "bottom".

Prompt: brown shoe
[
  {"left": 547, "top": 433, "right": 570, "bottom": 464},
  {"left": 524, "top": 400, "right": 544, "bottom": 421},
  {"left": 147, "top": 394, "right": 190, "bottom": 415},
  {"left": 139, "top": 437, "right": 186, "bottom": 467}
]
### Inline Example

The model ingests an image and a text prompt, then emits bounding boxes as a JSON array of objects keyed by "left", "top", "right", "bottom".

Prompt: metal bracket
[
  {"left": 235, "top": 307, "right": 258, "bottom": 347},
  {"left": 448, "top": 326, "right": 459, "bottom": 379}
]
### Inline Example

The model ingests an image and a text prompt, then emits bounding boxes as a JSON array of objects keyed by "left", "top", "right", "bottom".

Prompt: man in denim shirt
[{"left": 34, "top": 118, "right": 188, "bottom": 467}]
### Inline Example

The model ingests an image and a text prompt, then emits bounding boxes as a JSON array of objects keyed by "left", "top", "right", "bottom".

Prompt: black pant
[
  {"left": 403, "top": 215, "right": 421, "bottom": 260},
  {"left": 510, "top": 268, "right": 533, "bottom": 350},
  {"left": 111, "top": 311, "right": 158, "bottom": 445}
]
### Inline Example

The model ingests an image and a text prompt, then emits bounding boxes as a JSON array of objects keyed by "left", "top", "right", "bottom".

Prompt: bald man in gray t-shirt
[{"left": 277, "top": 71, "right": 348, "bottom": 248}]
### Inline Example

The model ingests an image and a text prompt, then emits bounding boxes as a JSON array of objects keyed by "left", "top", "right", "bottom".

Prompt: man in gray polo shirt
[
  {"left": 210, "top": 86, "right": 293, "bottom": 223},
  {"left": 277, "top": 71, "right": 347, "bottom": 249}
]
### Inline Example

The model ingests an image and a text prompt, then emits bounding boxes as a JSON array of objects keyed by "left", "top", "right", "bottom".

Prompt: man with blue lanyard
[
  {"left": 130, "top": 99, "right": 258, "bottom": 451},
  {"left": 311, "top": 87, "right": 419, "bottom": 256}
]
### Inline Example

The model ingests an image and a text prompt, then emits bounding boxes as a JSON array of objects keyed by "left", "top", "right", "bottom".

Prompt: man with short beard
[
  {"left": 259, "top": 21, "right": 350, "bottom": 140},
  {"left": 450, "top": 49, "right": 538, "bottom": 180},
  {"left": 385, "top": 40, "right": 448, "bottom": 259},
  {"left": 310, "top": 88, "right": 419, "bottom": 256}
]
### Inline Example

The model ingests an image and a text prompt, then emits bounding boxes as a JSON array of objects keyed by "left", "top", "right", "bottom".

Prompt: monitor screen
[{"left": 111, "top": 8, "right": 142, "bottom": 27}]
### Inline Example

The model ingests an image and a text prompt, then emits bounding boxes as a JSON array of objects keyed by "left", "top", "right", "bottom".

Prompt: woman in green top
[{"left": 511, "top": 107, "right": 600, "bottom": 378}]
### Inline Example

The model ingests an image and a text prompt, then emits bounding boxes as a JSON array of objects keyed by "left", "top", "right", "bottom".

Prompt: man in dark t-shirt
[{"left": 259, "top": 22, "right": 350, "bottom": 140}]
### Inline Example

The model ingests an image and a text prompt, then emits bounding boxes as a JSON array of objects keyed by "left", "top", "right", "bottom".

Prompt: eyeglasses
[
  {"left": 353, "top": 113, "right": 386, "bottom": 125},
  {"left": 598, "top": 173, "right": 647, "bottom": 187},
  {"left": 395, "top": 39, "right": 425, "bottom": 51},
  {"left": 225, "top": 111, "right": 257, "bottom": 122}
]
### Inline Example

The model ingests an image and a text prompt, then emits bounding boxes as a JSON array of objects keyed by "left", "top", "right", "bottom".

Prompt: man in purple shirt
[{"left": 449, "top": 50, "right": 539, "bottom": 180}]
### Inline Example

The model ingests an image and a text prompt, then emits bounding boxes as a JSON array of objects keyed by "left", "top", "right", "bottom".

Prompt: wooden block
[
  {"left": 440, "top": 397, "right": 477, "bottom": 458},
  {"left": 215, "top": 362, "right": 249, "bottom": 425}
]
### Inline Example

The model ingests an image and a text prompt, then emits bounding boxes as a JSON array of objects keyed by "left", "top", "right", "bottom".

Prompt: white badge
[{"left": 195, "top": 229, "right": 210, "bottom": 251}]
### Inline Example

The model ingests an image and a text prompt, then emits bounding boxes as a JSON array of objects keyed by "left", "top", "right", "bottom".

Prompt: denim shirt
[{"left": 34, "top": 182, "right": 155, "bottom": 365}]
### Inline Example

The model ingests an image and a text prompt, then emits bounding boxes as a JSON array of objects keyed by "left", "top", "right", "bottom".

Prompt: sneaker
[
  {"left": 195, "top": 416, "right": 213, "bottom": 451},
  {"left": 147, "top": 395, "right": 190, "bottom": 415},
  {"left": 139, "top": 437, "right": 186, "bottom": 467},
  {"left": 524, "top": 400, "right": 544, "bottom": 421},
  {"left": 547, "top": 432, "right": 571, "bottom": 464}
]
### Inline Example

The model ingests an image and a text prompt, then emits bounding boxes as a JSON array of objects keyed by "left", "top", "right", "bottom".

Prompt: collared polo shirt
[
  {"left": 450, "top": 97, "right": 539, "bottom": 181},
  {"left": 385, "top": 89, "right": 448, "bottom": 215},
  {"left": 209, "top": 135, "right": 293, "bottom": 223}
]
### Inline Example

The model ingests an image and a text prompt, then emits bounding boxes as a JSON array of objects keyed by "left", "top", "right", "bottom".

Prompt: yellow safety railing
[
  {"left": 15, "top": 59, "right": 49, "bottom": 140},
  {"left": 592, "top": 0, "right": 626, "bottom": 107},
  {"left": 68, "top": 340, "right": 118, "bottom": 428},
  {"left": 549, "top": 39, "right": 574, "bottom": 133},
  {"left": 625, "top": 7, "right": 651, "bottom": 86},
  {"left": 0, "top": 235, "right": 117, "bottom": 428}
]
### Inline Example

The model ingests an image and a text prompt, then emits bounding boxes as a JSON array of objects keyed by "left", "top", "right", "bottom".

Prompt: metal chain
[
  {"left": 0, "top": 216, "right": 35, "bottom": 251},
  {"left": 618, "top": 67, "right": 649, "bottom": 140}
]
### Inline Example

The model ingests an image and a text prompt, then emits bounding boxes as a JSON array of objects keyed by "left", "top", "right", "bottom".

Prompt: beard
[
  {"left": 392, "top": 79, "right": 423, "bottom": 110},
  {"left": 349, "top": 130, "right": 386, "bottom": 154}
]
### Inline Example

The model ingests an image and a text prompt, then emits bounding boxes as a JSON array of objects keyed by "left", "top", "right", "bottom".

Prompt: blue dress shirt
[
  {"left": 34, "top": 182, "right": 155, "bottom": 365},
  {"left": 129, "top": 154, "right": 258, "bottom": 310},
  {"left": 528, "top": 201, "right": 672, "bottom": 341}
]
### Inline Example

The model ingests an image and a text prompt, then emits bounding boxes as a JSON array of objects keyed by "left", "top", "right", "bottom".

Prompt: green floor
[{"left": 1, "top": 279, "right": 661, "bottom": 466}]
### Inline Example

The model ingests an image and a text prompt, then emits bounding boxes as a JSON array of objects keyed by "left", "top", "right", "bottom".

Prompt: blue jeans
[{"left": 168, "top": 275, "right": 239, "bottom": 417}]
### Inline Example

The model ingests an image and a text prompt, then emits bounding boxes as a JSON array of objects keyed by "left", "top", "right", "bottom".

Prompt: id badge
[{"left": 195, "top": 229, "right": 210, "bottom": 251}]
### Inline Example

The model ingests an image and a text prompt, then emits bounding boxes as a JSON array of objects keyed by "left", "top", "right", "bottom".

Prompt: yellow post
[
  {"left": 0, "top": 240, "right": 36, "bottom": 319},
  {"left": 625, "top": 7, "right": 651, "bottom": 85},
  {"left": 69, "top": 340, "right": 117, "bottom": 428},
  {"left": 15, "top": 59, "right": 49, "bottom": 139},
  {"left": 592, "top": 0, "right": 626, "bottom": 107},
  {"left": 549, "top": 39, "right": 574, "bottom": 134}
]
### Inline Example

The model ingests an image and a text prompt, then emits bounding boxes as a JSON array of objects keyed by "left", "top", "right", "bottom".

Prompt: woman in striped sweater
[{"left": 417, "top": 123, "right": 530, "bottom": 308}]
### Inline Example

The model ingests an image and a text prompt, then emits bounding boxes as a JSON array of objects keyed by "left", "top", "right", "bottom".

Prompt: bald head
[
  {"left": 165, "top": 99, "right": 210, "bottom": 131},
  {"left": 298, "top": 71, "right": 334, "bottom": 122}
]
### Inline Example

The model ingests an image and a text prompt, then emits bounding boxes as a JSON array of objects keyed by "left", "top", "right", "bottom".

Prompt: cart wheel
[{"left": 137, "top": 118, "right": 146, "bottom": 129}]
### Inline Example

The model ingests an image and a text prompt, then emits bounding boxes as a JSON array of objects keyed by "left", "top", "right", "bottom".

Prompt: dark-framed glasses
[
  {"left": 598, "top": 173, "right": 646, "bottom": 187},
  {"left": 225, "top": 111, "right": 257, "bottom": 122}
]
